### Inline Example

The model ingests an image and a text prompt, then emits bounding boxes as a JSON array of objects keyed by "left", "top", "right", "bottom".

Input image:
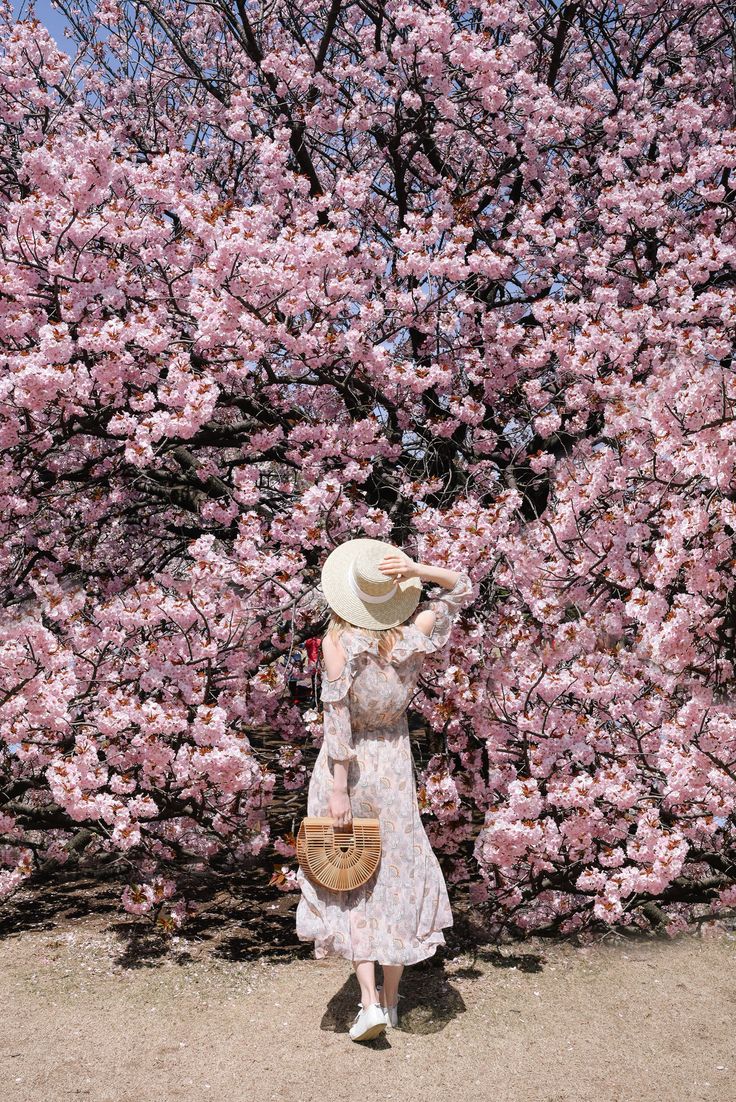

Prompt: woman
[{"left": 295, "top": 537, "right": 474, "bottom": 1042}]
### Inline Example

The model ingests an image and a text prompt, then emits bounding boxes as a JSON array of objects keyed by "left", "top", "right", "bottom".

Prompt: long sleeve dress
[{"left": 295, "top": 572, "right": 474, "bottom": 966}]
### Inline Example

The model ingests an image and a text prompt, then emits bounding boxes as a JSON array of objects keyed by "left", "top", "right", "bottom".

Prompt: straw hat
[{"left": 321, "top": 538, "right": 422, "bottom": 629}]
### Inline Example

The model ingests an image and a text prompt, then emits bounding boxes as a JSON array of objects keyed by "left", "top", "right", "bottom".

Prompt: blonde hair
[{"left": 326, "top": 611, "right": 408, "bottom": 662}]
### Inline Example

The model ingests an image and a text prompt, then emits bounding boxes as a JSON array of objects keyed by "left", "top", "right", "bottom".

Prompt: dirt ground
[{"left": 0, "top": 902, "right": 733, "bottom": 1102}]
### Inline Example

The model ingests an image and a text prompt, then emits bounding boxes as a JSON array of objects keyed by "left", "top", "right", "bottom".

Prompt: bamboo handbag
[{"left": 296, "top": 816, "right": 381, "bottom": 892}]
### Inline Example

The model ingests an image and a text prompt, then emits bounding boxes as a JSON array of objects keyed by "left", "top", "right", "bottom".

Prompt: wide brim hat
[{"left": 321, "top": 538, "right": 422, "bottom": 629}]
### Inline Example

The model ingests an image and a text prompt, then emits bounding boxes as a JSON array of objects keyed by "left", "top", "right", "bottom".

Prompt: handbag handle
[
  {"left": 297, "top": 816, "right": 381, "bottom": 892},
  {"left": 331, "top": 825, "right": 356, "bottom": 851},
  {"left": 306, "top": 816, "right": 355, "bottom": 845}
]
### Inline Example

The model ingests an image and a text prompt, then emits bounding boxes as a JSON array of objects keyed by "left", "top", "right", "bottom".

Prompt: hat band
[{"left": 347, "top": 563, "right": 398, "bottom": 604}]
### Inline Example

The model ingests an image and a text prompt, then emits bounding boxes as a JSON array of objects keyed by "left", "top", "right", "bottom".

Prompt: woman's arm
[
  {"left": 321, "top": 633, "right": 353, "bottom": 826},
  {"left": 378, "top": 552, "right": 460, "bottom": 591},
  {"left": 379, "top": 552, "right": 472, "bottom": 642},
  {"left": 414, "top": 562, "right": 461, "bottom": 590}
]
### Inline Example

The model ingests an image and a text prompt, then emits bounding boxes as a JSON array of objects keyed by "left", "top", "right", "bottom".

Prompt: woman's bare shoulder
[
  {"left": 411, "top": 608, "right": 437, "bottom": 638},
  {"left": 321, "top": 631, "right": 348, "bottom": 681}
]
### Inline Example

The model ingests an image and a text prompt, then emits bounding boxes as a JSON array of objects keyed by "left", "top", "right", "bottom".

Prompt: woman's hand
[
  {"left": 328, "top": 787, "right": 353, "bottom": 828},
  {"left": 378, "top": 550, "right": 417, "bottom": 582}
]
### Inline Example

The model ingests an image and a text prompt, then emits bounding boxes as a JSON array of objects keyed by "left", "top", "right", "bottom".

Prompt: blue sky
[{"left": 13, "top": 0, "right": 73, "bottom": 53}]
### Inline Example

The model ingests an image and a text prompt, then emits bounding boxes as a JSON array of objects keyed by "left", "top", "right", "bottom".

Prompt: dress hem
[{"left": 296, "top": 929, "right": 451, "bottom": 967}]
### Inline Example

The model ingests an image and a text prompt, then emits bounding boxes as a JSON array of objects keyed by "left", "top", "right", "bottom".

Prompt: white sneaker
[
  {"left": 349, "top": 1001, "right": 387, "bottom": 1042},
  {"left": 377, "top": 985, "right": 399, "bottom": 1028}
]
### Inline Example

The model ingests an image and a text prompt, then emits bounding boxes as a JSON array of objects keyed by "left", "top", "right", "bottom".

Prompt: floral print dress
[{"left": 295, "top": 572, "right": 474, "bottom": 966}]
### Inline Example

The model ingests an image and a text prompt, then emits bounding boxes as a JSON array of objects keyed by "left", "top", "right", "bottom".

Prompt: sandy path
[{"left": 0, "top": 914, "right": 733, "bottom": 1102}]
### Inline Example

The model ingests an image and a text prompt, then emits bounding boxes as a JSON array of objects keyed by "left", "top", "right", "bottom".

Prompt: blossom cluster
[{"left": 0, "top": 0, "right": 733, "bottom": 934}]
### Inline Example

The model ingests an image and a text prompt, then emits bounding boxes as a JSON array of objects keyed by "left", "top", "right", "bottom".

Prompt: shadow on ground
[
  {"left": 0, "top": 859, "right": 523, "bottom": 976},
  {"left": 321, "top": 967, "right": 470, "bottom": 1040}
]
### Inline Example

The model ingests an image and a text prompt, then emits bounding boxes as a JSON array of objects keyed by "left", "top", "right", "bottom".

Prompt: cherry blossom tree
[{"left": 0, "top": 0, "right": 734, "bottom": 936}]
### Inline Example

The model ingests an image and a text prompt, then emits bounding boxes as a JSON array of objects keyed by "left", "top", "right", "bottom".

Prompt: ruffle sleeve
[
  {"left": 321, "top": 697, "right": 358, "bottom": 764},
  {"left": 319, "top": 632, "right": 371, "bottom": 764},
  {"left": 406, "top": 570, "right": 474, "bottom": 655},
  {"left": 319, "top": 630, "right": 374, "bottom": 703}
]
